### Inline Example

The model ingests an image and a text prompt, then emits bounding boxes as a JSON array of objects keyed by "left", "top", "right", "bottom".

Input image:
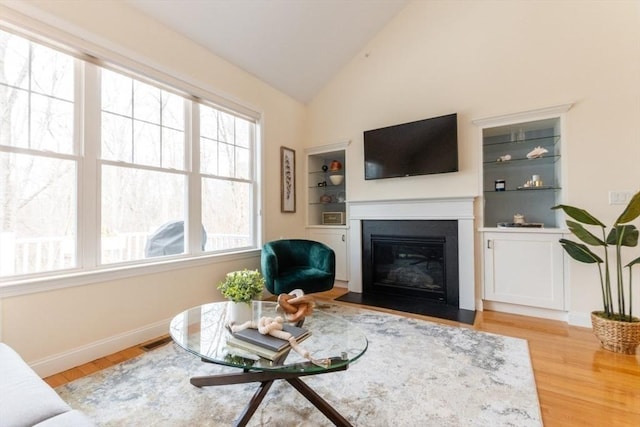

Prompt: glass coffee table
[{"left": 169, "top": 301, "right": 368, "bottom": 427}]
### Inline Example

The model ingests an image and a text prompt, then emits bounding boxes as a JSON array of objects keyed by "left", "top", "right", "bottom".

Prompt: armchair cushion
[{"left": 261, "top": 239, "right": 335, "bottom": 295}]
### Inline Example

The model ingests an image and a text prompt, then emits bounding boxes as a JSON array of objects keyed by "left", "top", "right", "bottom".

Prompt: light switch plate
[{"left": 609, "top": 191, "right": 633, "bottom": 205}]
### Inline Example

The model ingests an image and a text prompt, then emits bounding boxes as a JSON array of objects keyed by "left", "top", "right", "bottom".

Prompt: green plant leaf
[
  {"left": 558, "top": 239, "right": 603, "bottom": 263},
  {"left": 566, "top": 220, "right": 605, "bottom": 246},
  {"left": 217, "top": 269, "right": 265, "bottom": 303},
  {"left": 552, "top": 204, "right": 605, "bottom": 226},
  {"left": 615, "top": 190, "right": 640, "bottom": 224},
  {"left": 606, "top": 225, "right": 639, "bottom": 247},
  {"left": 626, "top": 256, "right": 640, "bottom": 268}
]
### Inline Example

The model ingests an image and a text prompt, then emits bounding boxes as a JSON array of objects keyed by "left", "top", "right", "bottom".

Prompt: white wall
[
  {"left": 0, "top": 0, "right": 308, "bottom": 374},
  {"left": 307, "top": 0, "right": 640, "bottom": 324}
]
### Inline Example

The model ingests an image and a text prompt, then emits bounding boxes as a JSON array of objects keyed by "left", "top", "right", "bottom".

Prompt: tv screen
[{"left": 364, "top": 113, "right": 458, "bottom": 180}]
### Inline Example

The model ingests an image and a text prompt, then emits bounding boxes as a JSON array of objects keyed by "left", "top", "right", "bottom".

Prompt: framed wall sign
[{"left": 280, "top": 146, "right": 296, "bottom": 212}]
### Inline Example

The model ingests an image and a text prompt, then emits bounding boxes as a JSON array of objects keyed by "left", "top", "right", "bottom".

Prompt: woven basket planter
[{"left": 591, "top": 312, "right": 640, "bottom": 355}]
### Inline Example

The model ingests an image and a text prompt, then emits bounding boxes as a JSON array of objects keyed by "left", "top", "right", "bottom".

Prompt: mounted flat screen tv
[{"left": 364, "top": 113, "right": 458, "bottom": 180}]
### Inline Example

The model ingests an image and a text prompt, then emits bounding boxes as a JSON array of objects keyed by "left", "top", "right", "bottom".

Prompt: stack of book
[{"left": 226, "top": 323, "right": 311, "bottom": 361}]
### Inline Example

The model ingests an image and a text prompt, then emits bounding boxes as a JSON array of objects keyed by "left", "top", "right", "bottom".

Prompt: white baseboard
[
  {"left": 567, "top": 311, "right": 592, "bottom": 328},
  {"left": 482, "top": 301, "right": 596, "bottom": 329},
  {"left": 30, "top": 318, "right": 171, "bottom": 378},
  {"left": 334, "top": 280, "right": 348, "bottom": 288},
  {"left": 482, "top": 300, "right": 569, "bottom": 322}
]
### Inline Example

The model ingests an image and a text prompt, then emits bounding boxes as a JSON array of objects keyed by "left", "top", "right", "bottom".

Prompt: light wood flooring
[{"left": 45, "top": 288, "right": 640, "bottom": 426}]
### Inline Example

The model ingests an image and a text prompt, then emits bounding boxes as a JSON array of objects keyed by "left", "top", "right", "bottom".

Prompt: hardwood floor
[{"left": 45, "top": 288, "right": 640, "bottom": 426}]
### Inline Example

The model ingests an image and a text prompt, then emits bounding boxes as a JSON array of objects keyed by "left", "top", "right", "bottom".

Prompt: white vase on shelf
[{"left": 329, "top": 174, "right": 344, "bottom": 185}]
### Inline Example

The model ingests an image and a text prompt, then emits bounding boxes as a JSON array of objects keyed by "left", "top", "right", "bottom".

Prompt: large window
[{"left": 0, "top": 28, "right": 260, "bottom": 279}]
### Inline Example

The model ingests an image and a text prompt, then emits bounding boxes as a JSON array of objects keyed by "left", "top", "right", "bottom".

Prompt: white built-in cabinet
[
  {"left": 474, "top": 104, "right": 572, "bottom": 315},
  {"left": 305, "top": 142, "right": 350, "bottom": 282},
  {"left": 483, "top": 230, "right": 565, "bottom": 310},
  {"left": 307, "top": 227, "right": 348, "bottom": 281}
]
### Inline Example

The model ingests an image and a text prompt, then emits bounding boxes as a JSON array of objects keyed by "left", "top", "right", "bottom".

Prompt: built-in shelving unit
[
  {"left": 473, "top": 104, "right": 572, "bottom": 317},
  {"left": 306, "top": 148, "right": 347, "bottom": 226},
  {"left": 482, "top": 118, "right": 562, "bottom": 228},
  {"left": 305, "top": 142, "right": 350, "bottom": 281}
]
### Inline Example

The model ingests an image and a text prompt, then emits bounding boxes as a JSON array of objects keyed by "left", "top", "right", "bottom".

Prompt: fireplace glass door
[{"left": 371, "top": 235, "right": 446, "bottom": 301}]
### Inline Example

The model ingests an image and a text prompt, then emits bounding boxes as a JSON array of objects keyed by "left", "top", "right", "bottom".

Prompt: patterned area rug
[{"left": 57, "top": 304, "right": 542, "bottom": 426}]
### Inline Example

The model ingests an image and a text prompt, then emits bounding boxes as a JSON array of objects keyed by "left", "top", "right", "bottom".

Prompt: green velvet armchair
[{"left": 261, "top": 239, "right": 336, "bottom": 295}]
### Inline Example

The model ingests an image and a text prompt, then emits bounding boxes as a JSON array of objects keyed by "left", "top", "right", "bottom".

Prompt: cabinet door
[
  {"left": 307, "top": 229, "right": 348, "bottom": 281},
  {"left": 484, "top": 232, "right": 564, "bottom": 310}
]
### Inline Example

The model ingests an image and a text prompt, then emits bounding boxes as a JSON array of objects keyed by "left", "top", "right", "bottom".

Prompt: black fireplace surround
[
  {"left": 337, "top": 219, "right": 475, "bottom": 324},
  {"left": 362, "top": 219, "right": 459, "bottom": 306}
]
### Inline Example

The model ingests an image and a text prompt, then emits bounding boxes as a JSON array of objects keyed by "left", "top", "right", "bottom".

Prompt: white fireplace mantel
[{"left": 347, "top": 197, "right": 476, "bottom": 311}]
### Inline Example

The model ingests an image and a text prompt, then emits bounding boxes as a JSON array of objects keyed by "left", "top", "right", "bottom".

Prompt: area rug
[{"left": 56, "top": 304, "right": 542, "bottom": 426}]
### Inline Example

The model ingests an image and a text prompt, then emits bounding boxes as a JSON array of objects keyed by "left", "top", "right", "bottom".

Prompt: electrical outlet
[{"left": 609, "top": 191, "right": 633, "bottom": 205}]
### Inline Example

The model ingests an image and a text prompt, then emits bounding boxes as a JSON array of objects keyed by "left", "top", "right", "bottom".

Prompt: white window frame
[{"left": 0, "top": 20, "right": 264, "bottom": 298}]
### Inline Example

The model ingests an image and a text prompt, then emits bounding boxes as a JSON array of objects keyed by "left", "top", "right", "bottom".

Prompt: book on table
[
  {"left": 232, "top": 323, "right": 310, "bottom": 352},
  {"left": 226, "top": 323, "right": 311, "bottom": 361},
  {"left": 226, "top": 337, "right": 293, "bottom": 361}
]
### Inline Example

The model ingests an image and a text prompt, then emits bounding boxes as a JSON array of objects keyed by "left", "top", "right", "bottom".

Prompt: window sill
[{"left": 0, "top": 249, "right": 261, "bottom": 298}]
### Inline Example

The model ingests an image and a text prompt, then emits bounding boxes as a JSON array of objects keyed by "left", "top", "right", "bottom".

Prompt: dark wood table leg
[
  {"left": 190, "top": 358, "right": 351, "bottom": 426},
  {"left": 234, "top": 380, "right": 275, "bottom": 427},
  {"left": 286, "top": 377, "right": 353, "bottom": 427}
]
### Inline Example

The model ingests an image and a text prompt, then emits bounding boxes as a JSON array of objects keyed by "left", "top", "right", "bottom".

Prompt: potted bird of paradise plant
[{"left": 552, "top": 190, "right": 640, "bottom": 354}]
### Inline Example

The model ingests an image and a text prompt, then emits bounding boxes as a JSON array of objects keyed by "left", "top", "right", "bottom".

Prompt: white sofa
[{"left": 0, "top": 343, "right": 94, "bottom": 427}]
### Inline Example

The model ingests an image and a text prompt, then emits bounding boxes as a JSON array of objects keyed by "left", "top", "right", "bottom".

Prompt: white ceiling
[{"left": 126, "top": 0, "right": 409, "bottom": 103}]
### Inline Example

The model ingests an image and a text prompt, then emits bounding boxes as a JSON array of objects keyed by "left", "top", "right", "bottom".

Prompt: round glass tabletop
[{"left": 170, "top": 301, "right": 368, "bottom": 373}]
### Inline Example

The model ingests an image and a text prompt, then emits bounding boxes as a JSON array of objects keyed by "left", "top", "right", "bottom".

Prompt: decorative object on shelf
[
  {"left": 329, "top": 160, "right": 342, "bottom": 171},
  {"left": 317, "top": 181, "right": 327, "bottom": 187},
  {"left": 496, "top": 154, "right": 512, "bottom": 162},
  {"left": 497, "top": 222, "right": 543, "bottom": 228},
  {"left": 553, "top": 190, "right": 640, "bottom": 354},
  {"left": 218, "top": 269, "right": 265, "bottom": 324},
  {"left": 321, "top": 165, "right": 328, "bottom": 172},
  {"left": 494, "top": 179, "right": 506, "bottom": 191},
  {"left": 517, "top": 185, "right": 552, "bottom": 190},
  {"left": 513, "top": 214, "right": 525, "bottom": 224},
  {"left": 336, "top": 192, "right": 346, "bottom": 203},
  {"left": 511, "top": 128, "right": 525, "bottom": 142},
  {"left": 280, "top": 146, "right": 296, "bottom": 212},
  {"left": 521, "top": 174, "right": 544, "bottom": 188},
  {"left": 276, "top": 289, "right": 315, "bottom": 322},
  {"left": 322, "top": 211, "right": 345, "bottom": 225},
  {"left": 320, "top": 194, "right": 333, "bottom": 204},
  {"left": 526, "top": 146, "right": 548, "bottom": 159},
  {"left": 329, "top": 174, "right": 344, "bottom": 185}
]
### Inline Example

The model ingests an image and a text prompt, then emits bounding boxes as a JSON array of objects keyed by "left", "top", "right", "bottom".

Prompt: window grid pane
[
  {"left": 1, "top": 27, "right": 259, "bottom": 279},
  {"left": 101, "top": 165, "right": 186, "bottom": 264},
  {"left": 0, "top": 29, "right": 75, "bottom": 154},
  {"left": 201, "top": 177, "right": 253, "bottom": 251},
  {"left": 1, "top": 29, "right": 78, "bottom": 278},
  {"left": 0, "top": 152, "right": 77, "bottom": 276},
  {"left": 100, "top": 68, "right": 185, "bottom": 170},
  {"left": 199, "top": 104, "right": 254, "bottom": 181}
]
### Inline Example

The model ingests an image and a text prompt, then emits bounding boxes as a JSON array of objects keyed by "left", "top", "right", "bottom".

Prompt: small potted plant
[
  {"left": 217, "top": 269, "right": 265, "bottom": 323},
  {"left": 553, "top": 190, "right": 640, "bottom": 354}
]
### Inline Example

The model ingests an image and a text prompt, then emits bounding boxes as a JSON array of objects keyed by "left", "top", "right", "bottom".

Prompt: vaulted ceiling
[{"left": 126, "top": 0, "right": 409, "bottom": 104}]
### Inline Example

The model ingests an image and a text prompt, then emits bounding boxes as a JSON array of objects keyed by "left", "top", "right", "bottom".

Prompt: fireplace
[
  {"left": 338, "top": 197, "right": 476, "bottom": 324},
  {"left": 362, "top": 220, "right": 458, "bottom": 306}
]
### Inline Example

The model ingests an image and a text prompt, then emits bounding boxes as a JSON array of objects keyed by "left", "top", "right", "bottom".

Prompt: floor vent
[{"left": 140, "top": 336, "right": 173, "bottom": 352}]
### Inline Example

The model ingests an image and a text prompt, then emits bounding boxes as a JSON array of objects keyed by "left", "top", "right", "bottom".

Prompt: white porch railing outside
[{"left": 0, "top": 231, "right": 251, "bottom": 276}]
